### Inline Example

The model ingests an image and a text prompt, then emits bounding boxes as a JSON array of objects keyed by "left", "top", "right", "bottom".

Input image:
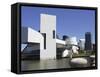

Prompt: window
[
  {"left": 42, "top": 33, "right": 46, "bottom": 49},
  {"left": 53, "top": 30, "right": 55, "bottom": 39}
]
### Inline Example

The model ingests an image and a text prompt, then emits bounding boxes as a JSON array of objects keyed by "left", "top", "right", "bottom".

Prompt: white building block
[{"left": 40, "top": 14, "right": 56, "bottom": 59}]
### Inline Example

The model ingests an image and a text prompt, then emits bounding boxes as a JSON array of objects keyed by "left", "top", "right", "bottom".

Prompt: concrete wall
[{"left": 40, "top": 14, "right": 56, "bottom": 59}]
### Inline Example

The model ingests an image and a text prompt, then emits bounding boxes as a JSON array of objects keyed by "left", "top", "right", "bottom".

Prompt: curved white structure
[
  {"left": 62, "top": 49, "right": 69, "bottom": 57},
  {"left": 62, "top": 46, "right": 79, "bottom": 58},
  {"left": 72, "top": 46, "right": 79, "bottom": 54},
  {"left": 70, "top": 58, "right": 88, "bottom": 65}
]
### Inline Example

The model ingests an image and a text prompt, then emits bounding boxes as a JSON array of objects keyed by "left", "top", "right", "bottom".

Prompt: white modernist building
[
  {"left": 22, "top": 14, "right": 57, "bottom": 60},
  {"left": 21, "top": 14, "right": 79, "bottom": 60}
]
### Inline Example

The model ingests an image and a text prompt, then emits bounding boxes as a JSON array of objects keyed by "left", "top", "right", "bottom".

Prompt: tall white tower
[{"left": 40, "top": 14, "right": 56, "bottom": 59}]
